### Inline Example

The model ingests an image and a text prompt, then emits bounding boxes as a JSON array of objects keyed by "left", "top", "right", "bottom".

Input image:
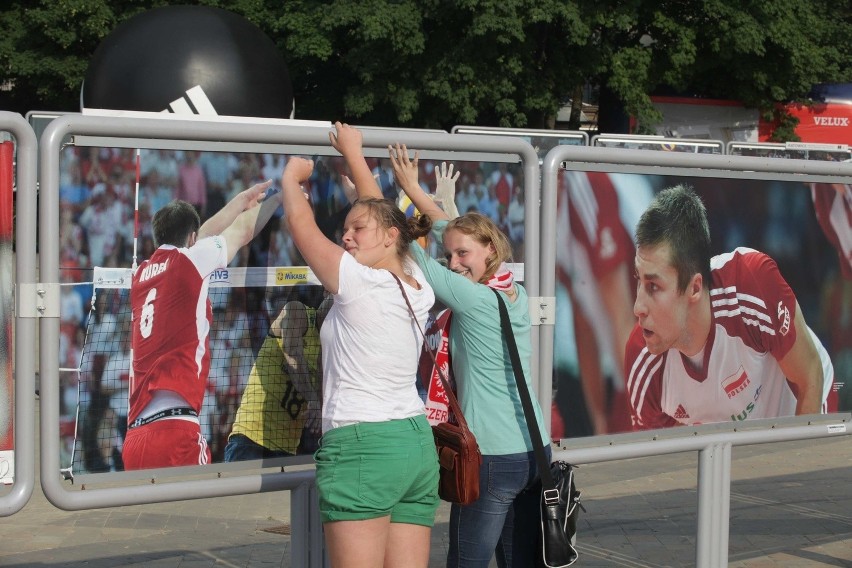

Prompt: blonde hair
[{"left": 445, "top": 212, "right": 512, "bottom": 283}]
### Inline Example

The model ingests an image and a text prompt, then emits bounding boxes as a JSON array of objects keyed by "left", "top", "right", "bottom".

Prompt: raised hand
[
  {"left": 387, "top": 143, "right": 420, "bottom": 195},
  {"left": 434, "top": 161, "right": 461, "bottom": 220},
  {"left": 328, "top": 121, "right": 364, "bottom": 159}
]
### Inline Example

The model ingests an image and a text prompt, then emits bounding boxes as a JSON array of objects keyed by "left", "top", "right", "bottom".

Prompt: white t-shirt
[{"left": 320, "top": 253, "right": 435, "bottom": 433}]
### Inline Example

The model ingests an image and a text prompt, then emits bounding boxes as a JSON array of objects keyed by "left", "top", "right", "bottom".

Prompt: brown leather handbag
[
  {"left": 429, "top": 368, "right": 481, "bottom": 504},
  {"left": 392, "top": 274, "right": 482, "bottom": 505}
]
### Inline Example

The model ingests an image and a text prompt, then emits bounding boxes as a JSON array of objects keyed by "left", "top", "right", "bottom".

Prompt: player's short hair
[
  {"left": 636, "top": 185, "right": 711, "bottom": 293},
  {"left": 445, "top": 212, "right": 513, "bottom": 284},
  {"left": 152, "top": 200, "right": 201, "bottom": 247}
]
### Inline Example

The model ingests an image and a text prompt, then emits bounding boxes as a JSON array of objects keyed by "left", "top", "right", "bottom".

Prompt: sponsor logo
[
  {"left": 730, "top": 385, "right": 763, "bottom": 422},
  {"left": 138, "top": 259, "right": 168, "bottom": 282},
  {"left": 777, "top": 301, "right": 791, "bottom": 336},
  {"left": 673, "top": 404, "right": 690, "bottom": 420},
  {"left": 275, "top": 267, "right": 309, "bottom": 284},
  {"left": 722, "top": 367, "right": 750, "bottom": 399},
  {"left": 164, "top": 85, "right": 219, "bottom": 116},
  {"left": 210, "top": 268, "right": 230, "bottom": 283},
  {"left": 730, "top": 402, "right": 755, "bottom": 422},
  {"left": 813, "top": 116, "right": 850, "bottom": 127}
]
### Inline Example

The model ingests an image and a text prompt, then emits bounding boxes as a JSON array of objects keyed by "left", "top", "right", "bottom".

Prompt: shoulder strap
[
  {"left": 492, "top": 288, "right": 555, "bottom": 491},
  {"left": 390, "top": 272, "right": 470, "bottom": 431}
]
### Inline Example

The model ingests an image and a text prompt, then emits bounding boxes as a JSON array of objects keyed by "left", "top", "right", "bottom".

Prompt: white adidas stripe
[{"left": 167, "top": 85, "right": 219, "bottom": 116}]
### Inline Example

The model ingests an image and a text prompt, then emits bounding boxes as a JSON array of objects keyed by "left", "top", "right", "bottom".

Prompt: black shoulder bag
[{"left": 493, "top": 288, "right": 581, "bottom": 568}]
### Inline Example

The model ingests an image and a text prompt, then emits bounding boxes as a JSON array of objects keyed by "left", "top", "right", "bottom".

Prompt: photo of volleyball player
[
  {"left": 626, "top": 185, "right": 835, "bottom": 429},
  {"left": 224, "top": 294, "right": 331, "bottom": 461}
]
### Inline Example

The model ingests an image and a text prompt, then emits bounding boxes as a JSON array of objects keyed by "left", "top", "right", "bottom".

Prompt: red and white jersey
[
  {"left": 626, "top": 248, "right": 834, "bottom": 430},
  {"left": 128, "top": 237, "right": 228, "bottom": 423},
  {"left": 810, "top": 183, "right": 852, "bottom": 280},
  {"left": 556, "top": 171, "right": 636, "bottom": 284},
  {"left": 555, "top": 171, "right": 653, "bottom": 385}
]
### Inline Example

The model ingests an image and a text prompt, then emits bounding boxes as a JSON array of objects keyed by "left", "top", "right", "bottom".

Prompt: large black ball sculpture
[{"left": 82, "top": 5, "right": 294, "bottom": 119}]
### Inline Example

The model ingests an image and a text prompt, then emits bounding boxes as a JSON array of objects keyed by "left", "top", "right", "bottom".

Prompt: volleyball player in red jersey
[
  {"left": 626, "top": 185, "right": 834, "bottom": 430},
  {"left": 123, "top": 180, "right": 279, "bottom": 470}
]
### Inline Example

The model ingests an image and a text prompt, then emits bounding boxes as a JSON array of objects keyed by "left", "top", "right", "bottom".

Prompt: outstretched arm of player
[
  {"left": 199, "top": 180, "right": 272, "bottom": 239},
  {"left": 281, "top": 157, "right": 343, "bottom": 293},
  {"left": 388, "top": 143, "right": 448, "bottom": 222},
  {"left": 778, "top": 302, "right": 826, "bottom": 414},
  {"left": 272, "top": 302, "right": 319, "bottom": 421},
  {"left": 329, "top": 122, "right": 383, "bottom": 200}
]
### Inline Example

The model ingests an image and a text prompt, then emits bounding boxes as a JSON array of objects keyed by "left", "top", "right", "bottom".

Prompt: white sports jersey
[{"left": 626, "top": 248, "right": 834, "bottom": 429}]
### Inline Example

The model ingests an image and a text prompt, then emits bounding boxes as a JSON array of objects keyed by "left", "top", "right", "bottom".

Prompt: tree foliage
[{"left": 0, "top": 0, "right": 849, "bottom": 133}]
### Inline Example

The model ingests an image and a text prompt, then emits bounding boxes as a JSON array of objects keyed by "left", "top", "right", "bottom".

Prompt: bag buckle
[{"left": 543, "top": 488, "right": 560, "bottom": 505}]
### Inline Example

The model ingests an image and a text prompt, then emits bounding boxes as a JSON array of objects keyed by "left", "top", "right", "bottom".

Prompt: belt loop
[
  {"left": 410, "top": 416, "right": 421, "bottom": 431},
  {"left": 354, "top": 423, "right": 364, "bottom": 441}
]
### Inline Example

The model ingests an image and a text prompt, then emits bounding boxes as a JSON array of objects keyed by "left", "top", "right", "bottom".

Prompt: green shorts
[{"left": 314, "top": 415, "right": 440, "bottom": 526}]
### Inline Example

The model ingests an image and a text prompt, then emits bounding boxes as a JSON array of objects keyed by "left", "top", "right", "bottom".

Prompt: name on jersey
[{"left": 138, "top": 259, "right": 169, "bottom": 282}]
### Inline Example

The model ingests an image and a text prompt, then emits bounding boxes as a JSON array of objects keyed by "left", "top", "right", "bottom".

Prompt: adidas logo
[
  {"left": 163, "top": 85, "right": 218, "bottom": 116},
  {"left": 674, "top": 404, "right": 690, "bottom": 420}
]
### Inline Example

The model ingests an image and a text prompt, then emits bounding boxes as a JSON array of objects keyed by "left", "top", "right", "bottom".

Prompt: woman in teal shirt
[{"left": 387, "top": 144, "right": 550, "bottom": 568}]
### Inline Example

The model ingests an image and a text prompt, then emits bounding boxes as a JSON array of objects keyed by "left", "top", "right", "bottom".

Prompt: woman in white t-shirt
[{"left": 280, "top": 122, "right": 438, "bottom": 568}]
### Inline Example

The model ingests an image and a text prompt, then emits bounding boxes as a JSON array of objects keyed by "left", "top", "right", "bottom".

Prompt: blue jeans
[
  {"left": 223, "top": 433, "right": 293, "bottom": 462},
  {"left": 447, "top": 447, "right": 551, "bottom": 568}
]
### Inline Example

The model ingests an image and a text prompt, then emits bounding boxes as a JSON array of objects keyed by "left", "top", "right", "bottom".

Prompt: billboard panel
[
  {"left": 57, "top": 141, "right": 529, "bottom": 477},
  {"left": 552, "top": 169, "right": 850, "bottom": 437}
]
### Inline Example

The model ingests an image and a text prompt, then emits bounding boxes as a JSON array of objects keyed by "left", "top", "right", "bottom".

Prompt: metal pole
[
  {"left": 0, "top": 112, "right": 38, "bottom": 517},
  {"left": 289, "top": 482, "right": 310, "bottom": 568}
]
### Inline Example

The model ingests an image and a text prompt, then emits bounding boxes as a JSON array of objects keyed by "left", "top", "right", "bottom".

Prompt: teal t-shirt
[{"left": 411, "top": 221, "right": 549, "bottom": 455}]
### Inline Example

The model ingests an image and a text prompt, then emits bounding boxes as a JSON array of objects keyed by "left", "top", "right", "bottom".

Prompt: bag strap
[
  {"left": 491, "top": 288, "right": 556, "bottom": 492},
  {"left": 390, "top": 272, "right": 470, "bottom": 431}
]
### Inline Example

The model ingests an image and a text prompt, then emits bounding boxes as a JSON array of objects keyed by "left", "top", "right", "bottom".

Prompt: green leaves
[{"left": 0, "top": 0, "right": 848, "bottom": 133}]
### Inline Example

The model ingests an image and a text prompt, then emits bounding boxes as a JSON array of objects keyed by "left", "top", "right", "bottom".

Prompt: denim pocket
[{"left": 487, "top": 459, "right": 529, "bottom": 502}]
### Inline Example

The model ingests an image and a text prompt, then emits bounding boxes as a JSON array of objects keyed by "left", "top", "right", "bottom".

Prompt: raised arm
[
  {"left": 218, "top": 181, "right": 283, "bottom": 264},
  {"left": 328, "top": 122, "right": 383, "bottom": 200},
  {"left": 388, "top": 143, "right": 448, "bottom": 222},
  {"left": 272, "top": 302, "right": 316, "bottom": 395},
  {"left": 779, "top": 303, "right": 827, "bottom": 414},
  {"left": 281, "top": 157, "right": 343, "bottom": 293},
  {"left": 199, "top": 180, "right": 272, "bottom": 238}
]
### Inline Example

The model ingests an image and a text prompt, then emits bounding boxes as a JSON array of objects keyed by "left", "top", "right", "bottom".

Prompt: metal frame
[
  {"left": 451, "top": 124, "right": 589, "bottom": 147},
  {"left": 591, "top": 133, "right": 725, "bottom": 154},
  {"left": 0, "top": 112, "right": 38, "bottom": 517},
  {"left": 552, "top": 414, "right": 851, "bottom": 568},
  {"left": 727, "top": 140, "right": 851, "bottom": 160},
  {"left": 34, "top": 113, "right": 539, "bottom": 567}
]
